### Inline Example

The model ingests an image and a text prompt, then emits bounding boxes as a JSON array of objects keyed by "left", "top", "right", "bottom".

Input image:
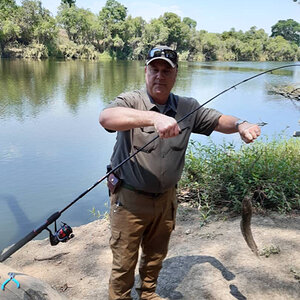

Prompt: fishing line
[{"left": 1, "top": 63, "right": 299, "bottom": 262}]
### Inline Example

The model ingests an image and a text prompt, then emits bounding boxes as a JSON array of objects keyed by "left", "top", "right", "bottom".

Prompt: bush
[
  {"left": 2, "top": 42, "right": 24, "bottom": 58},
  {"left": 23, "top": 43, "right": 48, "bottom": 59},
  {"left": 98, "top": 50, "right": 113, "bottom": 61},
  {"left": 179, "top": 137, "right": 300, "bottom": 213},
  {"left": 178, "top": 50, "right": 190, "bottom": 61},
  {"left": 58, "top": 43, "right": 98, "bottom": 60}
]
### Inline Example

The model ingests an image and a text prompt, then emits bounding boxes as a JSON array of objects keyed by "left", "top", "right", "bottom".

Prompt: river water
[{"left": 0, "top": 59, "right": 299, "bottom": 253}]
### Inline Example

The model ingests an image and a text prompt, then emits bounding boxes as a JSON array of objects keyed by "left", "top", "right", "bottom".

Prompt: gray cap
[{"left": 146, "top": 46, "right": 178, "bottom": 68}]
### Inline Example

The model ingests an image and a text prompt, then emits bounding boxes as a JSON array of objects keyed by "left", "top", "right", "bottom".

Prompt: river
[{"left": 0, "top": 59, "right": 299, "bottom": 253}]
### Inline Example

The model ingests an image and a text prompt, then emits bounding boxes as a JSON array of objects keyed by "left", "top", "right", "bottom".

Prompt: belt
[{"left": 122, "top": 183, "right": 163, "bottom": 198}]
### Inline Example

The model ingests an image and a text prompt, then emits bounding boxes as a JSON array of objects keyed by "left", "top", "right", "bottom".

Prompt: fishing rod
[{"left": 0, "top": 63, "right": 299, "bottom": 263}]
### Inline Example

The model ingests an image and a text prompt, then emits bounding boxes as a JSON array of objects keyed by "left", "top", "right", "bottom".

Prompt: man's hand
[
  {"left": 99, "top": 107, "right": 181, "bottom": 138},
  {"left": 215, "top": 115, "right": 262, "bottom": 143},
  {"left": 238, "top": 122, "right": 261, "bottom": 143},
  {"left": 153, "top": 113, "right": 181, "bottom": 138}
]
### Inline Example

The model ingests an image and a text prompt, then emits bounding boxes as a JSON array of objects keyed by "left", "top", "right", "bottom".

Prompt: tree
[
  {"left": 0, "top": 1, "right": 22, "bottom": 55},
  {"left": 271, "top": 19, "right": 300, "bottom": 46},
  {"left": 221, "top": 28, "right": 243, "bottom": 41},
  {"left": 142, "top": 19, "right": 168, "bottom": 50},
  {"left": 0, "top": 0, "right": 17, "bottom": 10},
  {"left": 15, "top": 0, "right": 55, "bottom": 44},
  {"left": 57, "top": 4, "right": 98, "bottom": 45},
  {"left": 123, "top": 16, "right": 146, "bottom": 59},
  {"left": 201, "top": 32, "right": 223, "bottom": 60},
  {"left": 182, "top": 17, "right": 197, "bottom": 30},
  {"left": 61, "top": 0, "right": 75, "bottom": 7},
  {"left": 159, "top": 12, "right": 183, "bottom": 49},
  {"left": 266, "top": 35, "right": 298, "bottom": 61},
  {"left": 98, "top": 0, "right": 127, "bottom": 56}
]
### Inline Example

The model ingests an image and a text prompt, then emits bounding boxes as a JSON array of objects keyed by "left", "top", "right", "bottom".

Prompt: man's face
[{"left": 145, "top": 60, "right": 177, "bottom": 104}]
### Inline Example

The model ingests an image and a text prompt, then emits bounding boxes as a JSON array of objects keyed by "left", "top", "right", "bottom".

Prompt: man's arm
[
  {"left": 99, "top": 107, "right": 181, "bottom": 138},
  {"left": 215, "top": 115, "right": 261, "bottom": 143}
]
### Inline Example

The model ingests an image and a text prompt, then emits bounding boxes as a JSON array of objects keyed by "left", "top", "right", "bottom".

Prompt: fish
[{"left": 240, "top": 195, "right": 259, "bottom": 256}]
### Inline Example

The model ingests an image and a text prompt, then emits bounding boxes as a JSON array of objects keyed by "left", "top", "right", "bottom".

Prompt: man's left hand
[{"left": 238, "top": 122, "right": 261, "bottom": 143}]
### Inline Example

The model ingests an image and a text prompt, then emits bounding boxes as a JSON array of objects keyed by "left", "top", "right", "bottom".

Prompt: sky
[{"left": 16, "top": 0, "right": 300, "bottom": 35}]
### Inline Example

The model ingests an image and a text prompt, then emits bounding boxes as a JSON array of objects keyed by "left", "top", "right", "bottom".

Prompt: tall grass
[{"left": 179, "top": 137, "right": 300, "bottom": 213}]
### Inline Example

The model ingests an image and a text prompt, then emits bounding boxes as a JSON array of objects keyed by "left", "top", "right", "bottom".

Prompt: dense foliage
[
  {"left": 1, "top": 0, "right": 300, "bottom": 60},
  {"left": 179, "top": 137, "right": 300, "bottom": 214}
]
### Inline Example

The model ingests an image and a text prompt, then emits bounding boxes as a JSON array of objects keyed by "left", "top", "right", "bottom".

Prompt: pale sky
[{"left": 16, "top": 0, "right": 300, "bottom": 34}]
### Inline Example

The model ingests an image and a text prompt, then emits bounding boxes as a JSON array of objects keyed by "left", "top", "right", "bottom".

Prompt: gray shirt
[{"left": 104, "top": 89, "right": 222, "bottom": 193}]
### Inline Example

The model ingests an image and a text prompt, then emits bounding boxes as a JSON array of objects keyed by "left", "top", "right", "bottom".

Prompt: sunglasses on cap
[{"left": 146, "top": 48, "right": 178, "bottom": 66}]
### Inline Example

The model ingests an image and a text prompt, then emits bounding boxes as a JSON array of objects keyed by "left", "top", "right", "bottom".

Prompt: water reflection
[
  {"left": 0, "top": 59, "right": 56, "bottom": 120},
  {"left": 0, "top": 59, "right": 146, "bottom": 120},
  {"left": 192, "top": 61, "right": 296, "bottom": 76}
]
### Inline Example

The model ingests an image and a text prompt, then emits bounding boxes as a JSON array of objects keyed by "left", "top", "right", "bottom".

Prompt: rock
[
  {"left": 0, "top": 264, "right": 67, "bottom": 300},
  {"left": 185, "top": 229, "right": 191, "bottom": 235}
]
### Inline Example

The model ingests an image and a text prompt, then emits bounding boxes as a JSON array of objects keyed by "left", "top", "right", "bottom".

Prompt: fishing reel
[{"left": 46, "top": 221, "right": 74, "bottom": 246}]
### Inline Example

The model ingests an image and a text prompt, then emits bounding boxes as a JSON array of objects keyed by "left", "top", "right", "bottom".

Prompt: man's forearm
[
  {"left": 215, "top": 115, "right": 239, "bottom": 133},
  {"left": 99, "top": 107, "right": 157, "bottom": 131},
  {"left": 99, "top": 107, "right": 181, "bottom": 138},
  {"left": 215, "top": 114, "right": 261, "bottom": 143}
]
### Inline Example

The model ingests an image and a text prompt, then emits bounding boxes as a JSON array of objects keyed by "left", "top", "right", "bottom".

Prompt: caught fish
[{"left": 240, "top": 195, "right": 259, "bottom": 256}]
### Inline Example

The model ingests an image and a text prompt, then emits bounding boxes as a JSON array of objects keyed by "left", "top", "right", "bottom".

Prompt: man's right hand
[
  {"left": 153, "top": 113, "right": 181, "bottom": 138},
  {"left": 100, "top": 107, "right": 180, "bottom": 138}
]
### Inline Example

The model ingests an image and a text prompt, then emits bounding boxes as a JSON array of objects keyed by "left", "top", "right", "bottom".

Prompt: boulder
[{"left": 0, "top": 263, "right": 67, "bottom": 300}]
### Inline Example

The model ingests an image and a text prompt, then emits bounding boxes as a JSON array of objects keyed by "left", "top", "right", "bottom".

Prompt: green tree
[
  {"left": 266, "top": 35, "right": 298, "bottom": 61},
  {"left": 142, "top": 18, "right": 168, "bottom": 50},
  {"left": 0, "top": 0, "right": 17, "bottom": 11},
  {"left": 223, "top": 37, "right": 242, "bottom": 60},
  {"left": 159, "top": 12, "right": 186, "bottom": 50},
  {"left": 240, "top": 27, "right": 268, "bottom": 60},
  {"left": 97, "top": 0, "right": 127, "bottom": 56},
  {"left": 201, "top": 32, "right": 222, "bottom": 60},
  {"left": 0, "top": 0, "right": 20, "bottom": 53},
  {"left": 57, "top": 4, "right": 98, "bottom": 45},
  {"left": 61, "top": 0, "right": 75, "bottom": 7},
  {"left": 243, "top": 26, "right": 268, "bottom": 41},
  {"left": 183, "top": 17, "right": 197, "bottom": 30},
  {"left": 123, "top": 16, "right": 146, "bottom": 59},
  {"left": 16, "top": 0, "right": 57, "bottom": 46},
  {"left": 271, "top": 19, "right": 300, "bottom": 46},
  {"left": 221, "top": 28, "right": 244, "bottom": 41}
]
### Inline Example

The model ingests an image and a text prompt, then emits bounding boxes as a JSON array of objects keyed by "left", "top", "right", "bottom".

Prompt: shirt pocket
[
  {"left": 168, "top": 125, "right": 191, "bottom": 152},
  {"left": 132, "top": 126, "right": 158, "bottom": 153}
]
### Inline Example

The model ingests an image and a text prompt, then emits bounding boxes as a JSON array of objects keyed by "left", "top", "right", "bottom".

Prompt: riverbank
[{"left": 1, "top": 204, "right": 299, "bottom": 300}]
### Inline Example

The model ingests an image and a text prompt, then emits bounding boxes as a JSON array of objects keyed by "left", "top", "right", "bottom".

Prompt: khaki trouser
[{"left": 108, "top": 187, "right": 177, "bottom": 300}]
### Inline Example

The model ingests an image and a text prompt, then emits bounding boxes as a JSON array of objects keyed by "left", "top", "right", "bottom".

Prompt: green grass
[
  {"left": 179, "top": 136, "right": 300, "bottom": 214},
  {"left": 89, "top": 202, "right": 109, "bottom": 220}
]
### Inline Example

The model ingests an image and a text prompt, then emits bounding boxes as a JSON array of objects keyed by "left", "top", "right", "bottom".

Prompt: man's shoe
[{"left": 139, "top": 292, "right": 167, "bottom": 300}]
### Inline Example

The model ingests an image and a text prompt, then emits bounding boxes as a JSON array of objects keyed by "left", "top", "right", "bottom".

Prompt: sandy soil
[{"left": 1, "top": 205, "right": 300, "bottom": 300}]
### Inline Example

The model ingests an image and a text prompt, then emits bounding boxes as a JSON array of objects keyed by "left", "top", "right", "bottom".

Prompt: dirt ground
[{"left": 1, "top": 204, "right": 300, "bottom": 300}]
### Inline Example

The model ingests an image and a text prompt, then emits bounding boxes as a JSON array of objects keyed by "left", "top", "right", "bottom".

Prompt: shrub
[
  {"left": 179, "top": 137, "right": 300, "bottom": 213},
  {"left": 58, "top": 43, "right": 98, "bottom": 60},
  {"left": 98, "top": 50, "right": 113, "bottom": 61},
  {"left": 23, "top": 43, "right": 48, "bottom": 59}
]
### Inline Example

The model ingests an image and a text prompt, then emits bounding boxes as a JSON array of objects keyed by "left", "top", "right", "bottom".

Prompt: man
[{"left": 99, "top": 46, "right": 261, "bottom": 300}]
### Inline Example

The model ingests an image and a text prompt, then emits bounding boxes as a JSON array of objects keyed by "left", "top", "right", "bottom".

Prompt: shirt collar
[{"left": 145, "top": 90, "right": 178, "bottom": 115}]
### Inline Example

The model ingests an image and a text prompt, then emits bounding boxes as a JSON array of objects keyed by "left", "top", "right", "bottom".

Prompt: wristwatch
[{"left": 235, "top": 119, "right": 248, "bottom": 129}]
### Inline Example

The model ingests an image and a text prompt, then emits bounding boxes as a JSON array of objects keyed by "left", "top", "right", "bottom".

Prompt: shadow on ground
[{"left": 133, "top": 255, "right": 247, "bottom": 300}]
